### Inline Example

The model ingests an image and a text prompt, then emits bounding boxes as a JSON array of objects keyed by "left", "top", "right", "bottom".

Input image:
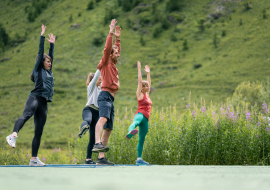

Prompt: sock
[{"left": 137, "top": 157, "right": 142, "bottom": 160}]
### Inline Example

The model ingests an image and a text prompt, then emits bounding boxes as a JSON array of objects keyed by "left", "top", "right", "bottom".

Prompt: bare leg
[
  {"left": 98, "top": 129, "right": 112, "bottom": 159},
  {"left": 95, "top": 117, "right": 108, "bottom": 144}
]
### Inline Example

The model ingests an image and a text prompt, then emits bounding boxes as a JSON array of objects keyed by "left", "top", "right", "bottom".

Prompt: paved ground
[{"left": 1, "top": 165, "right": 270, "bottom": 190}]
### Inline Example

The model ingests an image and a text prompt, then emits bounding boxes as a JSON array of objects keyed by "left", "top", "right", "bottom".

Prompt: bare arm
[
  {"left": 144, "top": 65, "right": 151, "bottom": 94},
  {"left": 136, "top": 61, "right": 144, "bottom": 100}
]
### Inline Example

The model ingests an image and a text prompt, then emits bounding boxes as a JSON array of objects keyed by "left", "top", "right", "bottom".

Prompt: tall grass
[{"left": 1, "top": 100, "right": 270, "bottom": 165}]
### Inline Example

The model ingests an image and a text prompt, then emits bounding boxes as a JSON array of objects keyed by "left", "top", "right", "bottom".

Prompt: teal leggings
[{"left": 128, "top": 113, "right": 149, "bottom": 157}]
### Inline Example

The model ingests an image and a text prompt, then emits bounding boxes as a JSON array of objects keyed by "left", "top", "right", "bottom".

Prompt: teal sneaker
[
  {"left": 136, "top": 158, "right": 149, "bottom": 165},
  {"left": 126, "top": 129, "right": 139, "bottom": 139}
]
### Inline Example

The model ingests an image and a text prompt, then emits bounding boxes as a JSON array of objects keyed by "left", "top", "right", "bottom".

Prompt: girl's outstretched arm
[
  {"left": 144, "top": 65, "right": 151, "bottom": 94},
  {"left": 34, "top": 25, "right": 46, "bottom": 71},
  {"left": 136, "top": 61, "right": 143, "bottom": 100}
]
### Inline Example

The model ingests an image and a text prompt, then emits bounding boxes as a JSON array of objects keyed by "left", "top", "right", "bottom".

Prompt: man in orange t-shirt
[{"left": 92, "top": 19, "right": 121, "bottom": 165}]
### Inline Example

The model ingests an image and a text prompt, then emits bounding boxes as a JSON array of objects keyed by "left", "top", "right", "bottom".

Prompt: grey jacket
[{"left": 30, "top": 36, "right": 54, "bottom": 102}]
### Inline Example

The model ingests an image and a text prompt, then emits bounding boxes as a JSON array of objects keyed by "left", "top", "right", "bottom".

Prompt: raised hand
[
  {"left": 114, "top": 25, "right": 121, "bottom": 39},
  {"left": 46, "top": 33, "right": 56, "bottom": 43},
  {"left": 137, "top": 61, "right": 141, "bottom": 70},
  {"left": 144, "top": 65, "right": 150, "bottom": 73},
  {"left": 41, "top": 24, "right": 46, "bottom": 36},
  {"left": 109, "top": 19, "right": 117, "bottom": 33}
]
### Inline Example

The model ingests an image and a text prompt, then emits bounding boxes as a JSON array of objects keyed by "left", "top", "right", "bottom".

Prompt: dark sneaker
[
  {"left": 85, "top": 159, "right": 96, "bottom": 165},
  {"left": 126, "top": 129, "right": 139, "bottom": 139},
  {"left": 96, "top": 157, "right": 114, "bottom": 165},
  {"left": 78, "top": 124, "right": 90, "bottom": 138},
  {"left": 92, "top": 142, "right": 109, "bottom": 153}
]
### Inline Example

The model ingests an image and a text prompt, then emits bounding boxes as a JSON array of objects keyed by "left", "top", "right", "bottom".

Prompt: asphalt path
[{"left": 1, "top": 165, "right": 270, "bottom": 190}]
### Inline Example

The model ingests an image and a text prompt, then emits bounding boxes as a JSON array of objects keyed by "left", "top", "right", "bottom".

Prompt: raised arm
[
  {"left": 144, "top": 65, "right": 151, "bottom": 94},
  {"left": 34, "top": 25, "right": 46, "bottom": 71},
  {"left": 97, "top": 19, "right": 116, "bottom": 69},
  {"left": 114, "top": 25, "right": 121, "bottom": 56},
  {"left": 87, "top": 69, "right": 101, "bottom": 92},
  {"left": 47, "top": 33, "right": 55, "bottom": 70},
  {"left": 136, "top": 61, "right": 143, "bottom": 100}
]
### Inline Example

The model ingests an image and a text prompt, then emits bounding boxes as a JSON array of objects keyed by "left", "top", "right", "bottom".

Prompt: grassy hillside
[{"left": 0, "top": 0, "right": 270, "bottom": 148}]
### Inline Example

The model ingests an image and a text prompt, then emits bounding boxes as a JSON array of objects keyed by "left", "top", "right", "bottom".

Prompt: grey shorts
[{"left": 98, "top": 91, "right": 115, "bottom": 130}]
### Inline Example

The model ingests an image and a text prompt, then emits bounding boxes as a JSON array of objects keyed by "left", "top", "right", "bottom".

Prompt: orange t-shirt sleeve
[{"left": 97, "top": 33, "right": 113, "bottom": 70}]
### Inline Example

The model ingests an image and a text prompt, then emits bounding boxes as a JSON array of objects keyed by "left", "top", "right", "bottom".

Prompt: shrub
[
  {"left": 152, "top": 24, "right": 163, "bottom": 38},
  {"left": 92, "top": 32, "right": 105, "bottom": 46},
  {"left": 231, "top": 81, "right": 269, "bottom": 110},
  {"left": 166, "top": 0, "right": 183, "bottom": 12},
  {"left": 171, "top": 33, "right": 177, "bottom": 42},
  {"left": 69, "top": 14, "right": 73, "bottom": 23},
  {"left": 96, "top": 0, "right": 102, "bottom": 3},
  {"left": 140, "top": 36, "right": 145, "bottom": 46},
  {"left": 263, "top": 9, "right": 267, "bottom": 19},
  {"left": 87, "top": 1, "right": 94, "bottom": 10},
  {"left": 222, "top": 30, "right": 226, "bottom": 37},
  {"left": 161, "top": 16, "right": 170, "bottom": 30},
  {"left": 244, "top": 0, "right": 251, "bottom": 11},
  {"left": 239, "top": 18, "right": 243, "bottom": 26},
  {"left": 198, "top": 18, "right": 205, "bottom": 32},
  {"left": 213, "top": 33, "right": 217, "bottom": 48},
  {"left": 103, "top": 8, "right": 118, "bottom": 25},
  {"left": 0, "top": 24, "right": 9, "bottom": 47}
]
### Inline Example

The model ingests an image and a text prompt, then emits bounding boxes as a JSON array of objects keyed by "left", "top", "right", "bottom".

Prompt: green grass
[{"left": 1, "top": 0, "right": 270, "bottom": 148}]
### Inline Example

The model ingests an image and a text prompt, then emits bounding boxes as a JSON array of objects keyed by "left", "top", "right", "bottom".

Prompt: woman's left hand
[
  {"left": 144, "top": 65, "right": 150, "bottom": 73},
  {"left": 46, "top": 33, "right": 56, "bottom": 43}
]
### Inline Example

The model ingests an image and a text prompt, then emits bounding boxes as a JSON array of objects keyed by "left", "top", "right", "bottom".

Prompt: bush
[
  {"left": 244, "top": 0, "right": 251, "bottom": 11},
  {"left": 139, "top": 12, "right": 152, "bottom": 26},
  {"left": 152, "top": 25, "right": 163, "bottom": 38},
  {"left": 0, "top": 24, "right": 9, "bottom": 47},
  {"left": 222, "top": 30, "right": 226, "bottom": 37},
  {"left": 171, "top": 33, "right": 177, "bottom": 42},
  {"left": 140, "top": 36, "right": 145, "bottom": 46},
  {"left": 239, "top": 18, "right": 243, "bottom": 26},
  {"left": 263, "top": 9, "right": 267, "bottom": 19},
  {"left": 87, "top": 1, "right": 94, "bottom": 10},
  {"left": 69, "top": 14, "right": 73, "bottom": 23},
  {"left": 92, "top": 32, "right": 105, "bottom": 46},
  {"left": 103, "top": 8, "right": 118, "bottom": 25},
  {"left": 166, "top": 0, "right": 183, "bottom": 12},
  {"left": 197, "top": 18, "right": 205, "bottom": 32},
  {"left": 161, "top": 16, "right": 170, "bottom": 30},
  {"left": 213, "top": 33, "right": 217, "bottom": 48},
  {"left": 232, "top": 81, "right": 269, "bottom": 110}
]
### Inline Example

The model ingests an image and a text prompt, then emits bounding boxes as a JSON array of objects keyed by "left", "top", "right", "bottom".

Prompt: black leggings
[
  {"left": 81, "top": 107, "right": 99, "bottom": 159},
  {"left": 13, "top": 94, "right": 47, "bottom": 157}
]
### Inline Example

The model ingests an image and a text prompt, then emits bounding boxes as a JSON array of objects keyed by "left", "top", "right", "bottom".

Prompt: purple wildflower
[
  {"left": 266, "top": 127, "right": 269, "bottom": 132},
  {"left": 74, "top": 159, "right": 77, "bottom": 164},
  {"left": 125, "top": 116, "right": 127, "bottom": 120},
  {"left": 192, "top": 111, "right": 197, "bottom": 118},
  {"left": 118, "top": 118, "right": 119, "bottom": 122},
  {"left": 257, "top": 122, "right": 261, "bottom": 126},
  {"left": 201, "top": 106, "right": 206, "bottom": 113},
  {"left": 256, "top": 135, "right": 259, "bottom": 138},
  {"left": 69, "top": 153, "right": 72, "bottom": 156},
  {"left": 27, "top": 154, "right": 30, "bottom": 157},
  {"left": 246, "top": 112, "right": 251, "bottom": 121},
  {"left": 186, "top": 104, "right": 190, "bottom": 109},
  {"left": 262, "top": 102, "right": 269, "bottom": 115},
  {"left": 42, "top": 157, "right": 46, "bottom": 161},
  {"left": 53, "top": 148, "right": 60, "bottom": 153},
  {"left": 161, "top": 116, "right": 164, "bottom": 121}
]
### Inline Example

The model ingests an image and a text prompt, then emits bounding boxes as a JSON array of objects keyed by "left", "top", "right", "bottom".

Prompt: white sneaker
[
  {"left": 29, "top": 157, "right": 46, "bottom": 166},
  {"left": 6, "top": 134, "right": 18, "bottom": 148}
]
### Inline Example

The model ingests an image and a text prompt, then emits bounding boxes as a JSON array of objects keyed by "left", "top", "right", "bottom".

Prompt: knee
[
  {"left": 35, "top": 130, "right": 43, "bottom": 138},
  {"left": 99, "top": 117, "right": 108, "bottom": 125}
]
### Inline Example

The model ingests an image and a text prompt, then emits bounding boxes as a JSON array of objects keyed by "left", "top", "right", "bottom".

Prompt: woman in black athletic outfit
[{"left": 6, "top": 25, "right": 55, "bottom": 166}]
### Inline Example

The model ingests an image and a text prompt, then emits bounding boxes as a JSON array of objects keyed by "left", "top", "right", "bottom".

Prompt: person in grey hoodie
[
  {"left": 6, "top": 25, "right": 55, "bottom": 166},
  {"left": 78, "top": 69, "right": 102, "bottom": 165}
]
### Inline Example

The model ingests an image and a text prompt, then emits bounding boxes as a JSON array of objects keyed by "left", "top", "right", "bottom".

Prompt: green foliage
[
  {"left": 92, "top": 32, "right": 105, "bottom": 46},
  {"left": 153, "top": 24, "right": 163, "bottom": 38},
  {"left": 161, "top": 16, "right": 171, "bottom": 30},
  {"left": 96, "top": 0, "right": 102, "bottom": 3},
  {"left": 263, "top": 9, "right": 267, "bottom": 19},
  {"left": 120, "top": 0, "right": 141, "bottom": 12},
  {"left": 183, "top": 39, "right": 188, "bottom": 50},
  {"left": 232, "top": 81, "right": 269, "bottom": 110},
  {"left": 213, "top": 33, "right": 217, "bottom": 48},
  {"left": 140, "top": 35, "right": 145, "bottom": 46},
  {"left": 171, "top": 33, "right": 177, "bottom": 42},
  {"left": 0, "top": 24, "right": 9, "bottom": 49},
  {"left": 27, "top": 0, "right": 49, "bottom": 22},
  {"left": 222, "top": 30, "right": 226, "bottom": 37},
  {"left": 87, "top": 1, "right": 94, "bottom": 10},
  {"left": 198, "top": 18, "right": 205, "bottom": 32},
  {"left": 244, "top": 0, "right": 251, "bottom": 11},
  {"left": 126, "top": 17, "right": 133, "bottom": 28},
  {"left": 104, "top": 8, "right": 118, "bottom": 25},
  {"left": 239, "top": 18, "right": 243, "bottom": 26},
  {"left": 166, "top": 0, "right": 183, "bottom": 12},
  {"left": 69, "top": 14, "right": 73, "bottom": 23},
  {"left": 78, "top": 12, "right": 81, "bottom": 17},
  {"left": 139, "top": 12, "right": 152, "bottom": 26}
]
